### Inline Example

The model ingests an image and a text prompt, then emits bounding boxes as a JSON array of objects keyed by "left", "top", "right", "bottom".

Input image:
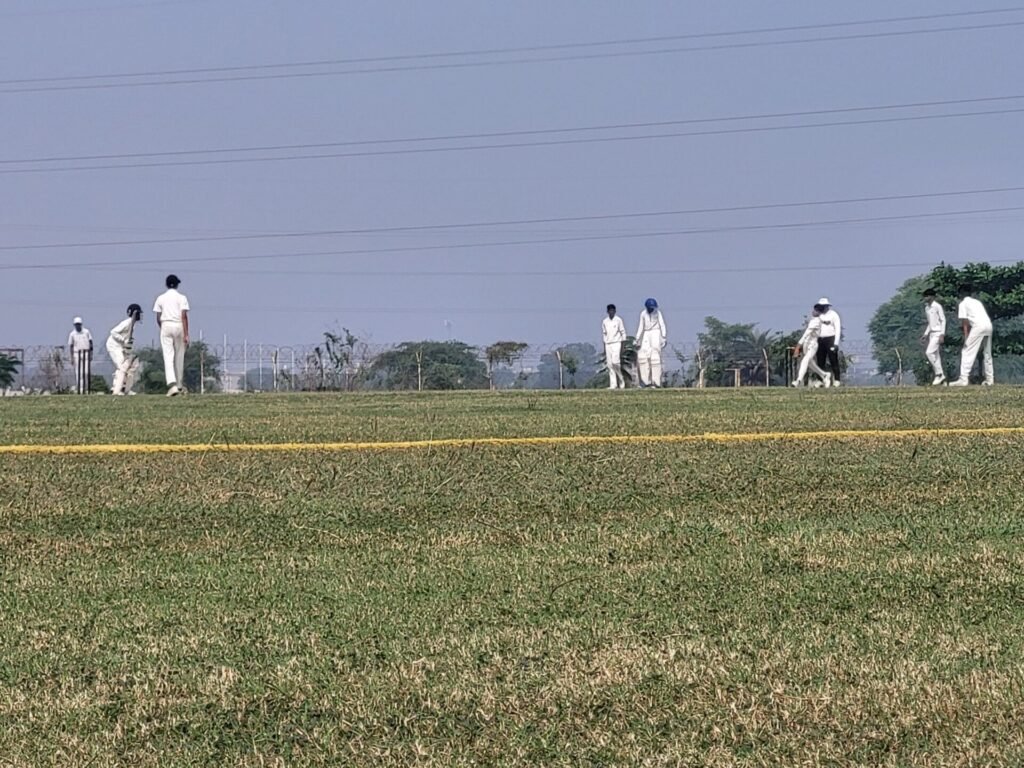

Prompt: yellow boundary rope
[{"left": 2, "top": 426, "right": 1024, "bottom": 455}]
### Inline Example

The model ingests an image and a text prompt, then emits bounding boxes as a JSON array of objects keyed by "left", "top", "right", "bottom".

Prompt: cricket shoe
[
  {"left": 167, "top": 385, "right": 181, "bottom": 397},
  {"left": 982, "top": 381, "right": 994, "bottom": 386},
  {"left": 932, "top": 374, "right": 946, "bottom": 386},
  {"left": 791, "top": 381, "right": 802, "bottom": 387},
  {"left": 948, "top": 380, "right": 969, "bottom": 387},
  {"left": 822, "top": 373, "right": 833, "bottom": 388}
]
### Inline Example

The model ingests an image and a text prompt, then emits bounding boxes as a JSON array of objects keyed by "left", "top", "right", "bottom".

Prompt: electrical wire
[
  {"left": 1, "top": 184, "right": 1021, "bottom": 251},
  {"left": 3, "top": 205, "right": 1022, "bottom": 271},
  {"left": 3, "top": 17, "right": 1024, "bottom": 94}
]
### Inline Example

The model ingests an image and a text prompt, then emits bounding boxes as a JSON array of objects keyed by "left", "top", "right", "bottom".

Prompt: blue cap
[{"left": 644, "top": 298, "right": 658, "bottom": 310}]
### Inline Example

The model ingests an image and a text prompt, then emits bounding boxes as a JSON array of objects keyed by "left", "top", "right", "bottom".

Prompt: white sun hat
[
  {"left": 817, "top": 297, "right": 831, "bottom": 306},
  {"left": 73, "top": 316, "right": 83, "bottom": 324}
]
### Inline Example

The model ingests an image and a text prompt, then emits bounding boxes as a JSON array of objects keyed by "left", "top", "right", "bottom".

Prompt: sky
[{"left": 1, "top": 0, "right": 1022, "bottom": 352}]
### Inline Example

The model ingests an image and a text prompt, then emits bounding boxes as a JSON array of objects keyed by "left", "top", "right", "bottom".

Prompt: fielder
[
  {"left": 602, "top": 304, "right": 627, "bottom": 389},
  {"left": 68, "top": 316, "right": 93, "bottom": 394},
  {"left": 107, "top": 304, "right": 142, "bottom": 396},
  {"left": 920, "top": 288, "right": 947, "bottom": 385},
  {"left": 792, "top": 304, "right": 832, "bottom": 387},
  {"left": 635, "top": 298, "right": 667, "bottom": 388},
  {"left": 950, "top": 284, "right": 994, "bottom": 386},
  {"left": 153, "top": 274, "right": 190, "bottom": 396}
]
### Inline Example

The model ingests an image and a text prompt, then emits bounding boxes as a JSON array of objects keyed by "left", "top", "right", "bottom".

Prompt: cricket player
[
  {"left": 602, "top": 304, "right": 627, "bottom": 389},
  {"left": 815, "top": 298, "right": 843, "bottom": 386},
  {"left": 107, "top": 304, "right": 142, "bottom": 396},
  {"left": 68, "top": 317, "right": 93, "bottom": 394},
  {"left": 949, "top": 284, "right": 994, "bottom": 386},
  {"left": 920, "top": 288, "right": 947, "bottom": 385},
  {"left": 792, "top": 304, "right": 832, "bottom": 387},
  {"left": 153, "top": 274, "right": 190, "bottom": 396},
  {"left": 635, "top": 298, "right": 667, "bottom": 388}
]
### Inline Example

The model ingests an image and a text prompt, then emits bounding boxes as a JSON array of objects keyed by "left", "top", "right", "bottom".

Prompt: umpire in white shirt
[
  {"left": 153, "top": 274, "right": 190, "bottom": 396},
  {"left": 815, "top": 297, "right": 843, "bottom": 386}
]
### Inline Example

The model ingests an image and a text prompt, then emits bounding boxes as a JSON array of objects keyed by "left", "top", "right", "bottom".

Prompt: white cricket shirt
[
  {"left": 602, "top": 315, "right": 626, "bottom": 345},
  {"left": 818, "top": 309, "right": 841, "bottom": 343},
  {"left": 154, "top": 288, "right": 190, "bottom": 323},
  {"left": 68, "top": 328, "right": 93, "bottom": 352},
  {"left": 636, "top": 310, "right": 667, "bottom": 350},
  {"left": 958, "top": 296, "right": 992, "bottom": 329},
  {"left": 108, "top": 318, "right": 135, "bottom": 348},
  {"left": 925, "top": 302, "right": 946, "bottom": 335},
  {"left": 798, "top": 316, "right": 822, "bottom": 348}
]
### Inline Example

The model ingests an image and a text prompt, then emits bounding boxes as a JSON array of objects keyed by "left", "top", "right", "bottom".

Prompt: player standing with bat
[{"left": 107, "top": 304, "right": 143, "bottom": 396}]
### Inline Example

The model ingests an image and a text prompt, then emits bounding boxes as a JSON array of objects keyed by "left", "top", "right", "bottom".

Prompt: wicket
[{"left": 76, "top": 350, "right": 92, "bottom": 395}]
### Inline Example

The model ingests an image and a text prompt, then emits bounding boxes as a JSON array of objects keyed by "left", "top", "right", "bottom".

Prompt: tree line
[{"left": 5, "top": 261, "right": 1022, "bottom": 392}]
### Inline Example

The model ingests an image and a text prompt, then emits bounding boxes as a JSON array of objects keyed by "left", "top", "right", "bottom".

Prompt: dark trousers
[{"left": 816, "top": 336, "right": 840, "bottom": 380}]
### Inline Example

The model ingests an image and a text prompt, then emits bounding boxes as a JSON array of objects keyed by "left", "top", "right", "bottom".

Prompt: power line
[
  {"left": 3, "top": 205, "right": 1023, "bottom": 271},
  {"left": 3, "top": 18, "right": 1024, "bottom": 94},
  {"left": 4, "top": 105, "right": 1022, "bottom": 175},
  {"left": 5, "top": 94, "right": 1023, "bottom": 167},
  {"left": 26, "top": 257, "right": 1024, "bottom": 280},
  {"left": 5, "top": 6, "right": 1020, "bottom": 85},
  {"left": 2, "top": 184, "right": 1022, "bottom": 251}
]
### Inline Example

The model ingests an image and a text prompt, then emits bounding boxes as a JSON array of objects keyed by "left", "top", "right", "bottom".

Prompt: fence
[{"left": 4, "top": 339, "right": 880, "bottom": 392}]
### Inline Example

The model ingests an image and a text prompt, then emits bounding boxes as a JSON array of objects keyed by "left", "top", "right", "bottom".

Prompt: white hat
[
  {"left": 73, "top": 316, "right": 83, "bottom": 324},
  {"left": 817, "top": 297, "right": 830, "bottom": 306}
]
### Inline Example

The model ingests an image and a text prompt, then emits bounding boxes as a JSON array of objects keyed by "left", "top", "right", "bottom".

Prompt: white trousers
[
  {"left": 796, "top": 340, "right": 828, "bottom": 384},
  {"left": 107, "top": 338, "right": 140, "bottom": 394},
  {"left": 160, "top": 321, "right": 186, "bottom": 387},
  {"left": 637, "top": 347, "right": 662, "bottom": 387},
  {"left": 958, "top": 325, "right": 994, "bottom": 384},
  {"left": 605, "top": 342, "right": 625, "bottom": 388},
  {"left": 925, "top": 332, "right": 944, "bottom": 376}
]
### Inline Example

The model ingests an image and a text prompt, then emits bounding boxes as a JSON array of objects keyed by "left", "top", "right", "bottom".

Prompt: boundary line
[{"left": 2, "top": 426, "right": 1024, "bottom": 455}]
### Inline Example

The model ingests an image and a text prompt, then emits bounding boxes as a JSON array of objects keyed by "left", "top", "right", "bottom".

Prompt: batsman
[{"left": 107, "top": 304, "right": 143, "bottom": 396}]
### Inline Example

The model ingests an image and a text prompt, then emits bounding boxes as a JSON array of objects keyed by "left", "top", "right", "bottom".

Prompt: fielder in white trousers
[
  {"left": 605, "top": 342, "right": 625, "bottom": 388},
  {"left": 602, "top": 305, "right": 628, "bottom": 389},
  {"left": 161, "top": 321, "right": 186, "bottom": 389},
  {"left": 952, "top": 292, "right": 994, "bottom": 386},
  {"left": 957, "top": 325, "right": 994, "bottom": 385}
]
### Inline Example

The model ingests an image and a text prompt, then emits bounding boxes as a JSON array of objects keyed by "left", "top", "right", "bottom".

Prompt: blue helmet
[{"left": 644, "top": 298, "right": 658, "bottom": 310}]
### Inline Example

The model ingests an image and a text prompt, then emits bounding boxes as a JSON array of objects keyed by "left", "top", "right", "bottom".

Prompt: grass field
[{"left": 2, "top": 389, "right": 1024, "bottom": 766}]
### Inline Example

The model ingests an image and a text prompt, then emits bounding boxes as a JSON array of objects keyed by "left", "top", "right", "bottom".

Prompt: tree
[
  {"left": 137, "top": 341, "right": 222, "bottom": 393},
  {"left": 928, "top": 262, "right": 1024, "bottom": 354},
  {"left": 868, "top": 274, "right": 937, "bottom": 384},
  {"left": 485, "top": 341, "right": 528, "bottom": 390},
  {"left": 870, "top": 263, "right": 1024, "bottom": 384},
  {"left": 537, "top": 343, "right": 598, "bottom": 389},
  {"left": 0, "top": 353, "right": 20, "bottom": 389},
  {"left": 366, "top": 341, "right": 487, "bottom": 390},
  {"left": 688, "top": 317, "right": 782, "bottom": 386},
  {"left": 315, "top": 328, "right": 371, "bottom": 390}
]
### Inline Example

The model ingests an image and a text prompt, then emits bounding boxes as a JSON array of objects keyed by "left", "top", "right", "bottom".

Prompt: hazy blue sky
[{"left": 1, "top": 0, "right": 1022, "bottom": 350}]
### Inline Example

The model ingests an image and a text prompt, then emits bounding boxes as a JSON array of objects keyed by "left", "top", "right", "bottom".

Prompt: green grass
[{"left": 2, "top": 389, "right": 1024, "bottom": 766}]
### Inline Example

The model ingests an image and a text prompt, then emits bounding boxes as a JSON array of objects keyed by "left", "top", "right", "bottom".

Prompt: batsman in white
[
  {"left": 635, "top": 298, "right": 667, "bottom": 388},
  {"left": 950, "top": 283, "right": 994, "bottom": 386},
  {"left": 106, "top": 303, "right": 142, "bottom": 396},
  {"left": 920, "top": 288, "right": 947, "bottom": 386},
  {"left": 153, "top": 274, "right": 190, "bottom": 397},
  {"left": 601, "top": 303, "right": 627, "bottom": 389},
  {"left": 791, "top": 304, "right": 832, "bottom": 387}
]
